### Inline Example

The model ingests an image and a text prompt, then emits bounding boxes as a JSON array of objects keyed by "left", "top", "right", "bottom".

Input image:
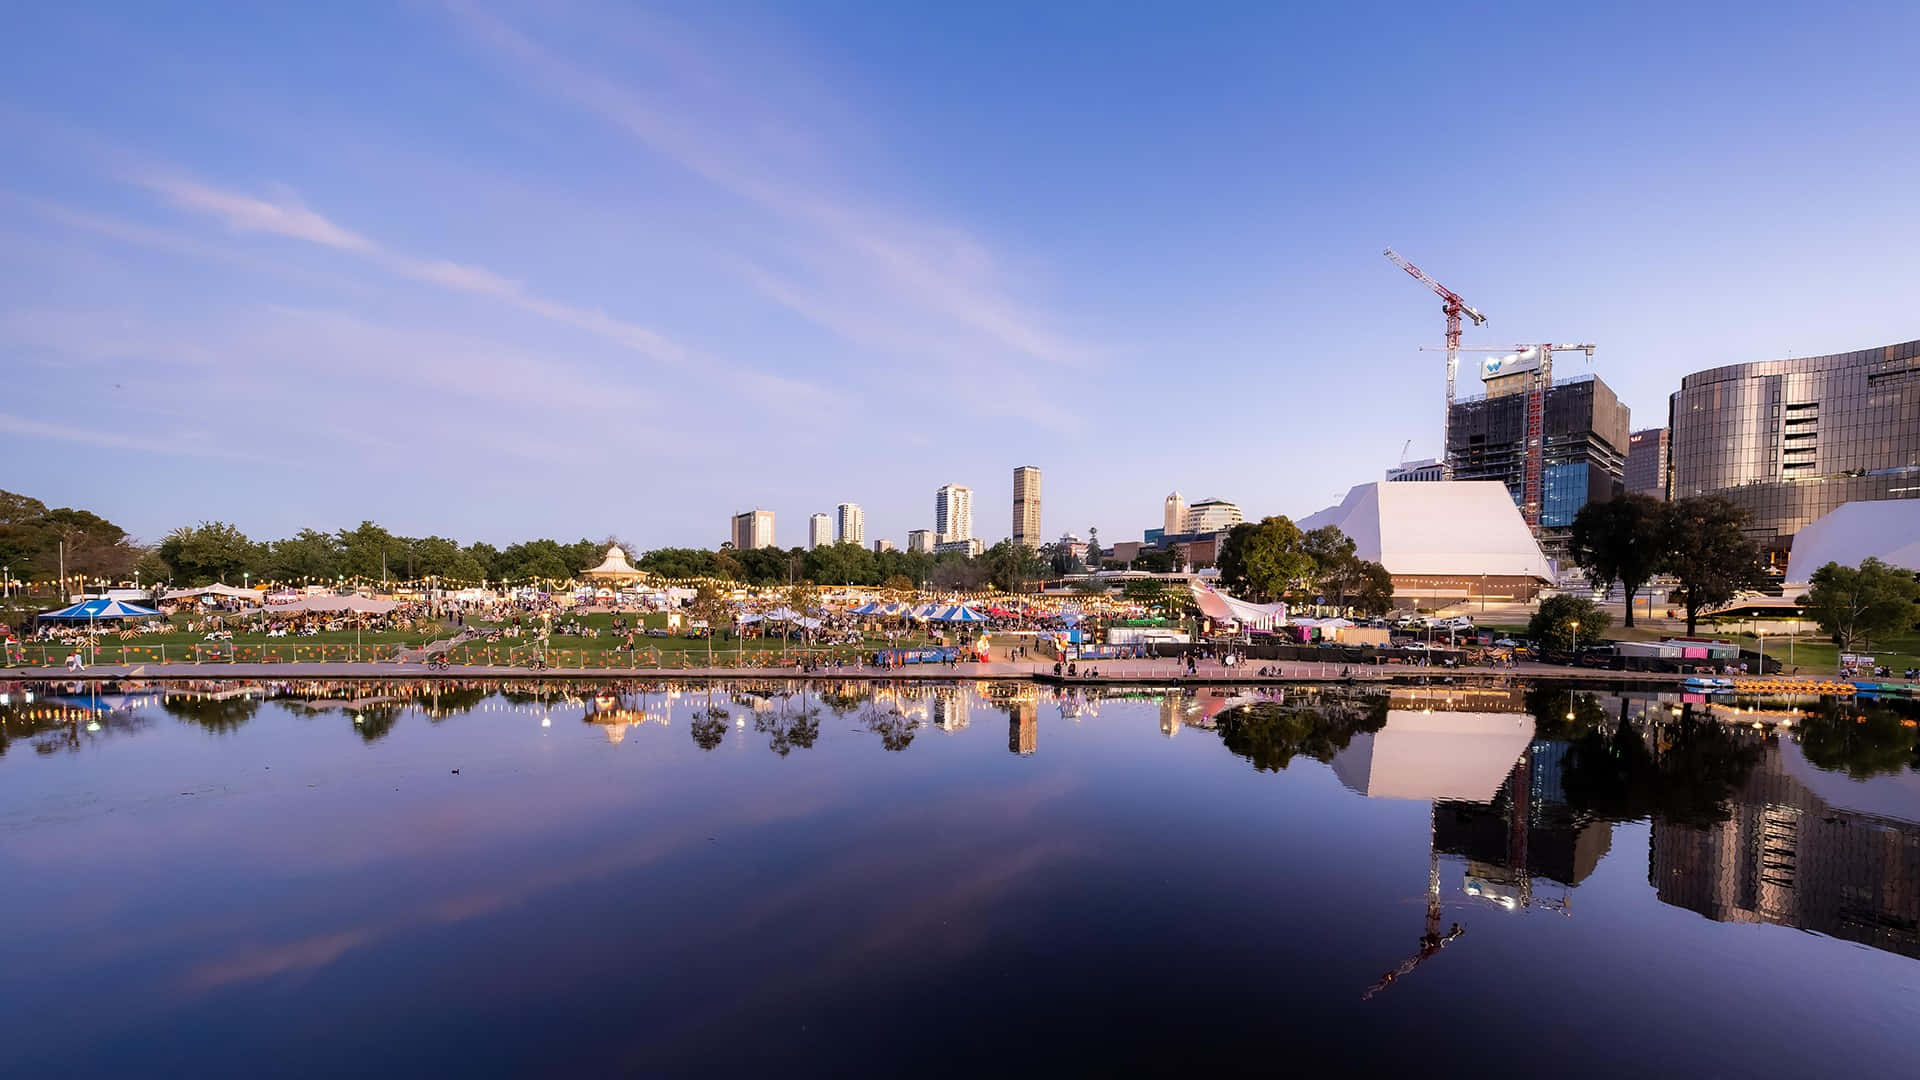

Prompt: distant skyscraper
[
  {"left": 1386, "top": 458, "right": 1445, "bottom": 482},
  {"left": 836, "top": 502, "right": 865, "bottom": 545},
  {"left": 1182, "top": 498, "right": 1243, "bottom": 534},
  {"left": 906, "top": 529, "right": 934, "bottom": 553},
  {"left": 1625, "top": 428, "right": 1670, "bottom": 499},
  {"left": 935, "top": 484, "right": 973, "bottom": 543},
  {"left": 1163, "top": 492, "right": 1187, "bottom": 537},
  {"left": 873, "top": 538, "right": 895, "bottom": 553},
  {"left": 731, "top": 509, "right": 775, "bottom": 550},
  {"left": 808, "top": 513, "right": 832, "bottom": 550},
  {"left": 1012, "top": 466, "right": 1042, "bottom": 547}
]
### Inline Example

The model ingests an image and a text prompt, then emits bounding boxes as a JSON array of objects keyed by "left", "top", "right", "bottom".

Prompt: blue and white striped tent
[
  {"left": 930, "top": 604, "right": 989, "bottom": 623},
  {"left": 40, "top": 597, "right": 163, "bottom": 621}
]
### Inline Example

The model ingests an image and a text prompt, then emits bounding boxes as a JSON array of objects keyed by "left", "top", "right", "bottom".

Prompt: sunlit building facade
[{"left": 1668, "top": 338, "right": 1920, "bottom": 556}]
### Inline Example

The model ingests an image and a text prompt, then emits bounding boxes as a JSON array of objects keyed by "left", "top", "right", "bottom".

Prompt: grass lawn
[
  {"left": 447, "top": 610, "right": 951, "bottom": 668},
  {"left": 6, "top": 612, "right": 454, "bottom": 667}
]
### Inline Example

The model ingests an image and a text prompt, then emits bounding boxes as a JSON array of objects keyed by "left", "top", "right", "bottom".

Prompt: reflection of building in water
[
  {"left": 1160, "top": 695, "right": 1184, "bottom": 738},
  {"left": 930, "top": 690, "right": 970, "bottom": 732},
  {"left": 1436, "top": 740, "right": 1613, "bottom": 903},
  {"left": 1008, "top": 700, "right": 1037, "bottom": 756},
  {"left": 1651, "top": 738, "right": 1920, "bottom": 960}
]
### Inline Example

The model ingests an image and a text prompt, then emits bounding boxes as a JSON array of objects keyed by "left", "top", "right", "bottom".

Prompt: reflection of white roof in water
[{"left": 1330, "top": 710, "right": 1535, "bottom": 802}]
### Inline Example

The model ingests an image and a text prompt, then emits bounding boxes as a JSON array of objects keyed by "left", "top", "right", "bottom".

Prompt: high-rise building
[
  {"left": 1669, "top": 338, "right": 1920, "bottom": 555},
  {"left": 1182, "top": 498, "right": 1243, "bottom": 534},
  {"left": 935, "top": 484, "right": 973, "bottom": 543},
  {"left": 730, "top": 509, "right": 775, "bottom": 550},
  {"left": 1012, "top": 466, "right": 1042, "bottom": 548},
  {"left": 1163, "top": 492, "right": 1187, "bottom": 537},
  {"left": 934, "top": 537, "right": 984, "bottom": 557},
  {"left": 872, "top": 539, "right": 895, "bottom": 553},
  {"left": 835, "top": 502, "right": 865, "bottom": 546},
  {"left": 906, "top": 529, "right": 934, "bottom": 553},
  {"left": 1447, "top": 374, "right": 1630, "bottom": 557},
  {"left": 1624, "top": 428, "right": 1670, "bottom": 499},
  {"left": 808, "top": 513, "right": 832, "bottom": 550},
  {"left": 1386, "top": 458, "right": 1446, "bottom": 482}
]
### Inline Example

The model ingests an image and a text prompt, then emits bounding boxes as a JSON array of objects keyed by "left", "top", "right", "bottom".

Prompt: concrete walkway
[{"left": 1, "top": 656, "right": 1889, "bottom": 692}]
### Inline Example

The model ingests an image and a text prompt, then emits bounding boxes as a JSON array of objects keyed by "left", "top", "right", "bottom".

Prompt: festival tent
[
  {"left": 930, "top": 605, "right": 989, "bottom": 623},
  {"left": 1188, "top": 584, "right": 1287, "bottom": 631},
  {"left": 40, "top": 598, "right": 164, "bottom": 621},
  {"left": 161, "top": 583, "right": 258, "bottom": 601},
  {"left": 267, "top": 595, "right": 400, "bottom": 614}
]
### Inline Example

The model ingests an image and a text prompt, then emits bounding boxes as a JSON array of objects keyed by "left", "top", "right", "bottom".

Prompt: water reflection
[{"left": 2, "top": 676, "right": 1917, "bottom": 980}]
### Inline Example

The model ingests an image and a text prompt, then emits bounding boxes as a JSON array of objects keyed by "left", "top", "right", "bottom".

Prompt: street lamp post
[{"left": 1570, "top": 619, "right": 1580, "bottom": 665}]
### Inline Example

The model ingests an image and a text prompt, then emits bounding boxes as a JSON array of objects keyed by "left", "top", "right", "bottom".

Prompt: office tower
[
  {"left": 730, "top": 509, "right": 775, "bottom": 550},
  {"left": 835, "top": 502, "right": 865, "bottom": 546},
  {"left": 1386, "top": 458, "right": 1446, "bottom": 482},
  {"left": 1012, "top": 466, "right": 1042, "bottom": 547},
  {"left": 873, "top": 539, "right": 895, "bottom": 553},
  {"left": 1669, "top": 338, "right": 1919, "bottom": 556},
  {"left": 1624, "top": 429, "right": 1670, "bottom": 499},
  {"left": 808, "top": 513, "right": 832, "bottom": 550},
  {"left": 1448, "top": 373, "right": 1630, "bottom": 558},
  {"left": 1182, "top": 498, "right": 1243, "bottom": 534},
  {"left": 906, "top": 529, "right": 934, "bottom": 553},
  {"left": 1163, "top": 492, "right": 1187, "bottom": 537},
  {"left": 935, "top": 484, "right": 973, "bottom": 543}
]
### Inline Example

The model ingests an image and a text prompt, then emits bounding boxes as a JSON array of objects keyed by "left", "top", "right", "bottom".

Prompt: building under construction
[{"left": 1446, "top": 370, "right": 1630, "bottom": 559}]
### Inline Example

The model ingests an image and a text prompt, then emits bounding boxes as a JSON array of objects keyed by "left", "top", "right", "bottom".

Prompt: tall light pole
[{"left": 1570, "top": 619, "right": 1580, "bottom": 664}]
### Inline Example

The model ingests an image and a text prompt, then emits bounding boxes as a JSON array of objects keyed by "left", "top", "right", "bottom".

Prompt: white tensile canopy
[
  {"left": 266, "top": 594, "right": 400, "bottom": 614},
  {"left": 1188, "top": 584, "right": 1287, "bottom": 630},
  {"left": 162, "top": 583, "right": 260, "bottom": 601}
]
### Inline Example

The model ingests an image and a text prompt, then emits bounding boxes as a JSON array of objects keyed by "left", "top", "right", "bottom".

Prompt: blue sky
[{"left": 6, "top": 1, "right": 1917, "bottom": 550}]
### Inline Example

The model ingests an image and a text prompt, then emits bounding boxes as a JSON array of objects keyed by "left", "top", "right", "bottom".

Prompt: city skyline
[{"left": 5, "top": 4, "right": 1918, "bottom": 549}]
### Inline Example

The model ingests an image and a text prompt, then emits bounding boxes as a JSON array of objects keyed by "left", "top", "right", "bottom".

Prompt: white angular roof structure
[
  {"left": 1298, "top": 481, "right": 1553, "bottom": 580},
  {"left": 1331, "top": 709, "right": 1535, "bottom": 802},
  {"left": 1784, "top": 500, "right": 1920, "bottom": 584}
]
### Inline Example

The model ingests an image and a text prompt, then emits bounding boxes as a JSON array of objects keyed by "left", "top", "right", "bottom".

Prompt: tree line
[{"left": 1212, "top": 516, "right": 1396, "bottom": 613}]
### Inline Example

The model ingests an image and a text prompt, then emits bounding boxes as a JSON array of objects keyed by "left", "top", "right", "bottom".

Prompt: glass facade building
[
  {"left": 1668, "top": 338, "right": 1920, "bottom": 555},
  {"left": 1624, "top": 427, "right": 1669, "bottom": 498},
  {"left": 1447, "top": 374, "right": 1631, "bottom": 555}
]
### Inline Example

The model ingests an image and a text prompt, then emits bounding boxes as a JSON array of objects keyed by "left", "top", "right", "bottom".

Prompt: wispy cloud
[
  {"left": 0, "top": 410, "right": 274, "bottom": 462},
  {"left": 131, "top": 168, "right": 696, "bottom": 368},
  {"left": 443, "top": 1, "right": 1098, "bottom": 383}
]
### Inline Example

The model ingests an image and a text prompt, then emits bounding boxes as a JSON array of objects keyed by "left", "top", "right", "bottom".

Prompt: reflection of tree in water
[
  {"left": 419, "top": 685, "right": 492, "bottom": 721},
  {"left": 1560, "top": 714, "right": 1761, "bottom": 826},
  {"left": 690, "top": 707, "right": 729, "bottom": 751},
  {"left": 817, "top": 686, "right": 869, "bottom": 717},
  {"left": 351, "top": 703, "right": 404, "bottom": 743},
  {"left": 1214, "top": 692, "right": 1390, "bottom": 773},
  {"left": 160, "top": 694, "right": 262, "bottom": 734},
  {"left": 1794, "top": 697, "right": 1920, "bottom": 779},
  {"left": 1524, "top": 685, "right": 1612, "bottom": 740},
  {"left": 2, "top": 706, "right": 152, "bottom": 756},
  {"left": 754, "top": 695, "right": 820, "bottom": 757},
  {"left": 861, "top": 702, "right": 917, "bottom": 752}
]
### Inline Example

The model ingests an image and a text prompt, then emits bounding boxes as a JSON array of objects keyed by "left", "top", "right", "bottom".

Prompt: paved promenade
[{"left": 2, "top": 656, "right": 1889, "bottom": 692}]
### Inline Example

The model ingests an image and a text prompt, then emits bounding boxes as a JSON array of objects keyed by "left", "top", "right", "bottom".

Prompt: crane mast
[{"left": 1384, "top": 248, "right": 1486, "bottom": 473}]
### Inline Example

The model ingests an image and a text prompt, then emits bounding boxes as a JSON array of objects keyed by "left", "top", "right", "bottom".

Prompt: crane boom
[{"left": 1384, "top": 248, "right": 1486, "bottom": 473}]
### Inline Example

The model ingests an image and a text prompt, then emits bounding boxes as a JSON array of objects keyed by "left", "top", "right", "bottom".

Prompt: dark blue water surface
[{"left": 2, "top": 679, "right": 1917, "bottom": 1077}]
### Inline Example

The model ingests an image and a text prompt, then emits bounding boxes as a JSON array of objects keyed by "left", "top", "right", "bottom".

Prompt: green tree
[
  {"left": 1216, "top": 516, "right": 1314, "bottom": 603},
  {"left": 1663, "top": 495, "right": 1762, "bottom": 635},
  {"left": 1794, "top": 698, "right": 1920, "bottom": 779},
  {"left": 1527, "top": 594, "right": 1611, "bottom": 652},
  {"left": 1130, "top": 548, "right": 1175, "bottom": 573},
  {"left": 263, "top": 528, "right": 343, "bottom": 582},
  {"left": 805, "top": 541, "right": 876, "bottom": 586},
  {"left": 1351, "top": 560, "right": 1396, "bottom": 616},
  {"left": 156, "top": 522, "right": 259, "bottom": 585},
  {"left": 980, "top": 539, "right": 1044, "bottom": 592},
  {"left": 637, "top": 547, "right": 717, "bottom": 580},
  {"left": 337, "top": 521, "right": 402, "bottom": 581},
  {"left": 1802, "top": 558, "right": 1920, "bottom": 652},
  {"left": 408, "top": 535, "right": 486, "bottom": 583},
  {"left": 1569, "top": 493, "right": 1667, "bottom": 627}
]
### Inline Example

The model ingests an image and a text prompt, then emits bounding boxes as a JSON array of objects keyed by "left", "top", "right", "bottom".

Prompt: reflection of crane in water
[{"left": 1365, "top": 803, "right": 1463, "bottom": 1000}]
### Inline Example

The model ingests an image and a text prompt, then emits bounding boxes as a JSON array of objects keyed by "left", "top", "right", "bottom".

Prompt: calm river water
[{"left": 2, "top": 678, "right": 1917, "bottom": 1076}]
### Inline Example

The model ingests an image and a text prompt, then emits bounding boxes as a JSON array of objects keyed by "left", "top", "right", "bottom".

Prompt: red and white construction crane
[
  {"left": 1421, "top": 343, "right": 1598, "bottom": 529},
  {"left": 1384, "top": 247, "right": 1486, "bottom": 463}
]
